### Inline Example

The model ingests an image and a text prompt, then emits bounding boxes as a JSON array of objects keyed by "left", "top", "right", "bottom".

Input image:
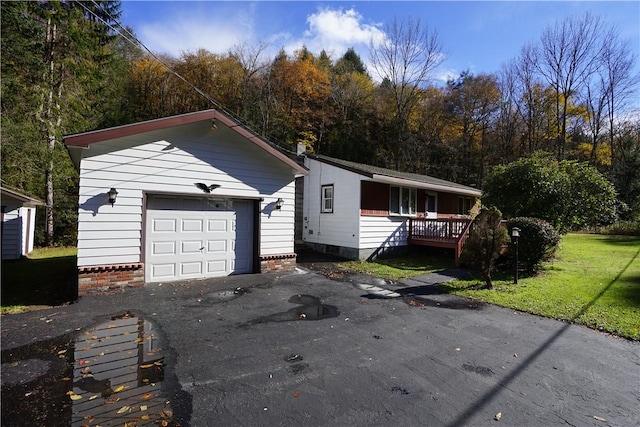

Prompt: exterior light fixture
[
  {"left": 511, "top": 227, "right": 521, "bottom": 284},
  {"left": 210, "top": 119, "right": 218, "bottom": 131},
  {"left": 108, "top": 188, "right": 118, "bottom": 206},
  {"left": 275, "top": 198, "right": 284, "bottom": 210}
]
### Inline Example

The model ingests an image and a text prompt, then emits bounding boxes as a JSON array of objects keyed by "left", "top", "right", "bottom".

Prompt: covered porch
[{"left": 407, "top": 218, "right": 472, "bottom": 267}]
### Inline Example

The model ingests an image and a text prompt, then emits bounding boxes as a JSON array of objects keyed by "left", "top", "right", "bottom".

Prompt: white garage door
[{"left": 145, "top": 195, "right": 254, "bottom": 283}]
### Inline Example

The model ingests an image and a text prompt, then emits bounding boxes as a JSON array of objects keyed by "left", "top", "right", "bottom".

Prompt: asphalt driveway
[{"left": 1, "top": 265, "right": 639, "bottom": 426}]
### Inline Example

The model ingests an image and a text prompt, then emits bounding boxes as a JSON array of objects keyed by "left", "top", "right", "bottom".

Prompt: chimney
[{"left": 296, "top": 143, "right": 307, "bottom": 156}]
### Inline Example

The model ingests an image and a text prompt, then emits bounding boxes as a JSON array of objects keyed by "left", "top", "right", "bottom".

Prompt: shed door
[{"left": 145, "top": 195, "right": 254, "bottom": 283}]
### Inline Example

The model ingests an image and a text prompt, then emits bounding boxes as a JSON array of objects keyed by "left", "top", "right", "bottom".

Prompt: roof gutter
[{"left": 371, "top": 174, "right": 482, "bottom": 197}]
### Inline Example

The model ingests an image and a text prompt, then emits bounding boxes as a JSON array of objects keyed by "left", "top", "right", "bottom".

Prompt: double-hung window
[
  {"left": 458, "top": 197, "right": 473, "bottom": 215},
  {"left": 321, "top": 185, "right": 334, "bottom": 213},
  {"left": 389, "top": 186, "right": 416, "bottom": 216}
]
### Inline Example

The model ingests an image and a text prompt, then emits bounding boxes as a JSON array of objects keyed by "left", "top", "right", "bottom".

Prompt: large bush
[
  {"left": 506, "top": 217, "right": 560, "bottom": 274},
  {"left": 483, "top": 153, "right": 617, "bottom": 233}
]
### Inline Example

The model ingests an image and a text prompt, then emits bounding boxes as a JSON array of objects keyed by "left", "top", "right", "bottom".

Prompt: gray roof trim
[{"left": 308, "top": 154, "right": 481, "bottom": 196}]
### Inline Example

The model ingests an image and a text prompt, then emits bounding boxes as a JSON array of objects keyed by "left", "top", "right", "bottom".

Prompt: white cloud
[
  {"left": 136, "top": 6, "right": 256, "bottom": 57},
  {"left": 283, "top": 7, "right": 384, "bottom": 61}
]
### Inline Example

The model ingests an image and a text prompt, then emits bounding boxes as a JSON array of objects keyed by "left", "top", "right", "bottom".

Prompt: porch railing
[{"left": 408, "top": 217, "right": 473, "bottom": 267}]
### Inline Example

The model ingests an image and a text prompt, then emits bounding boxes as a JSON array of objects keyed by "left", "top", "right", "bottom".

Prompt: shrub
[
  {"left": 506, "top": 217, "right": 561, "bottom": 274},
  {"left": 461, "top": 207, "right": 510, "bottom": 288},
  {"left": 600, "top": 220, "right": 640, "bottom": 236},
  {"left": 483, "top": 153, "right": 617, "bottom": 233}
]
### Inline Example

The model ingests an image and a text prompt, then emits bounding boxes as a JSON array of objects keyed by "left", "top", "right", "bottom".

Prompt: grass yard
[
  {"left": 1, "top": 247, "right": 78, "bottom": 314},
  {"left": 345, "top": 234, "right": 640, "bottom": 340},
  {"left": 339, "top": 250, "right": 454, "bottom": 281}
]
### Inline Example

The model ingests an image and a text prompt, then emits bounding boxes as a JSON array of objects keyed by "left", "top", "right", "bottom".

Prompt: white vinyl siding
[
  {"left": 76, "top": 121, "right": 295, "bottom": 268},
  {"left": 1, "top": 204, "right": 37, "bottom": 260},
  {"left": 303, "top": 158, "right": 360, "bottom": 248},
  {"left": 359, "top": 216, "right": 409, "bottom": 250}
]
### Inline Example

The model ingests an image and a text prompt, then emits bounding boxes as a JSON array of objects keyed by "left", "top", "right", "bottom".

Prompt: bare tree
[
  {"left": 581, "top": 25, "right": 639, "bottom": 165},
  {"left": 369, "top": 16, "right": 444, "bottom": 170},
  {"left": 535, "top": 12, "right": 605, "bottom": 159}
]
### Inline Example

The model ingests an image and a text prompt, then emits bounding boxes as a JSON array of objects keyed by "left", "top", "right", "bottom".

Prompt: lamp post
[{"left": 511, "top": 227, "right": 520, "bottom": 284}]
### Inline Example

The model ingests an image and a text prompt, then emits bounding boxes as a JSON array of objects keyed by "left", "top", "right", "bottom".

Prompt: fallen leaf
[
  {"left": 142, "top": 393, "right": 153, "bottom": 400},
  {"left": 70, "top": 393, "right": 83, "bottom": 401},
  {"left": 513, "top": 353, "right": 518, "bottom": 358},
  {"left": 141, "top": 415, "right": 150, "bottom": 420},
  {"left": 293, "top": 390, "right": 300, "bottom": 398},
  {"left": 62, "top": 377, "right": 71, "bottom": 381},
  {"left": 116, "top": 405, "right": 130, "bottom": 414},
  {"left": 140, "top": 405, "right": 148, "bottom": 411},
  {"left": 105, "top": 396, "right": 120, "bottom": 404},
  {"left": 89, "top": 395, "right": 98, "bottom": 400},
  {"left": 593, "top": 416, "right": 607, "bottom": 422},
  {"left": 113, "top": 385, "right": 126, "bottom": 393},
  {"left": 494, "top": 412, "right": 502, "bottom": 421},
  {"left": 24, "top": 392, "right": 33, "bottom": 397},
  {"left": 140, "top": 363, "right": 154, "bottom": 369},
  {"left": 58, "top": 349, "right": 67, "bottom": 355}
]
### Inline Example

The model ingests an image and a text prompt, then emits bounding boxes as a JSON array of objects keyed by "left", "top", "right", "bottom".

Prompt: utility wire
[{"left": 75, "top": 0, "right": 298, "bottom": 156}]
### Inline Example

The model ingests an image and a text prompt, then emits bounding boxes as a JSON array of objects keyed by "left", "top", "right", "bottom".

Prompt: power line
[{"left": 75, "top": 1, "right": 299, "bottom": 156}]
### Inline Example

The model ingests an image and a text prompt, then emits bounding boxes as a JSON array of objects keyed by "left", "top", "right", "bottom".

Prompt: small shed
[
  {"left": 1, "top": 187, "right": 44, "bottom": 260},
  {"left": 64, "top": 109, "right": 307, "bottom": 295}
]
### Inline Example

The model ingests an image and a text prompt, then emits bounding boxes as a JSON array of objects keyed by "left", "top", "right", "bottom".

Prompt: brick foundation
[
  {"left": 260, "top": 253, "right": 297, "bottom": 273},
  {"left": 78, "top": 263, "right": 144, "bottom": 296}
]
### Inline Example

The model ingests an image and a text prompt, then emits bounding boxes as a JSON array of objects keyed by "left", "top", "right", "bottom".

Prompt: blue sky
[{"left": 119, "top": 1, "right": 640, "bottom": 84}]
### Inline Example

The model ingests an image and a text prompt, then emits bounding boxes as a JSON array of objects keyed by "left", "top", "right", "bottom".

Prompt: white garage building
[{"left": 64, "top": 110, "right": 307, "bottom": 295}]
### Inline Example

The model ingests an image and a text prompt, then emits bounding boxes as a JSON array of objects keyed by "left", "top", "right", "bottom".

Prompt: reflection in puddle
[
  {"left": 1, "top": 311, "right": 187, "bottom": 426},
  {"left": 238, "top": 294, "right": 339, "bottom": 327}
]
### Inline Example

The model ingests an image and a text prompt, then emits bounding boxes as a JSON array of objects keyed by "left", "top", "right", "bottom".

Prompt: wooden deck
[{"left": 407, "top": 218, "right": 472, "bottom": 267}]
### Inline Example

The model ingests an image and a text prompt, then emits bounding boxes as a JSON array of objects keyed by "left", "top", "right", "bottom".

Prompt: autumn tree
[
  {"left": 369, "top": 16, "right": 444, "bottom": 170},
  {"left": 444, "top": 72, "right": 501, "bottom": 187}
]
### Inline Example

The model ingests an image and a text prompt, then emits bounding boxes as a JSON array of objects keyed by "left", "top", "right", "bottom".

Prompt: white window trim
[
  {"left": 321, "top": 184, "right": 334, "bottom": 213},
  {"left": 425, "top": 192, "right": 437, "bottom": 219},
  {"left": 389, "top": 186, "right": 417, "bottom": 217}
]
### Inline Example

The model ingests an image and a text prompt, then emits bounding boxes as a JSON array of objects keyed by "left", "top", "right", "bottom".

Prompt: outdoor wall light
[
  {"left": 108, "top": 188, "right": 118, "bottom": 206},
  {"left": 210, "top": 119, "right": 218, "bottom": 131},
  {"left": 275, "top": 198, "right": 284, "bottom": 210},
  {"left": 511, "top": 227, "right": 521, "bottom": 284}
]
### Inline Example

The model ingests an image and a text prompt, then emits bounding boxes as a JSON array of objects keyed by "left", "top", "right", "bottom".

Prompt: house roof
[
  {"left": 307, "top": 154, "right": 482, "bottom": 197},
  {"left": 63, "top": 109, "right": 308, "bottom": 175},
  {"left": 1, "top": 186, "right": 45, "bottom": 206}
]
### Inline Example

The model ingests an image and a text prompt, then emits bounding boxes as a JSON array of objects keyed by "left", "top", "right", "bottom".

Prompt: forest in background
[{"left": 2, "top": 1, "right": 639, "bottom": 246}]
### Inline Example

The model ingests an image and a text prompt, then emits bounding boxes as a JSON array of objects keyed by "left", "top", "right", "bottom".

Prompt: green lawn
[
  {"left": 1, "top": 247, "right": 78, "bottom": 313},
  {"left": 345, "top": 235, "right": 640, "bottom": 340},
  {"left": 339, "top": 250, "right": 454, "bottom": 281}
]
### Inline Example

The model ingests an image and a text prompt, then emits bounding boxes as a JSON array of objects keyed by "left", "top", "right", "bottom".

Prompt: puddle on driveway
[
  {"left": 1, "top": 311, "right": 190, "bottom": 426},
  {"left": 184, "top": 287, "right": 249, "bottom": 307},
  {"left": 238, "top": 294, "right": 339, "bottom": 327}
]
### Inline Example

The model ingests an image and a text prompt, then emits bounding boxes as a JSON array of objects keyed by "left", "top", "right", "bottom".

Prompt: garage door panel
[
  {"left": 206, "top": 260, "right": 227, "bottom": 274},
  {"left": 152, "top": 241, "right": 176, "bottom": 255},
  {"left": 207, "top": 240, "right": 227, "bottom": 252},
  {"left": 181, "top": 262, "right": 202, "bottom": 275},
  {"left": 153, "top": 219, "right": 176, "bottom": 232},
  {"left": 208, "top": 219, "right": 228, "bottom": 232},
  {"left": 152, "top": 263, "right": 175, "bottom": 278},
  {"left": 146, "top": 196, "right": 254, "bottom": 283},
  {"left": 181, "top": 219, "right": 203, "bottom": 232}
]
